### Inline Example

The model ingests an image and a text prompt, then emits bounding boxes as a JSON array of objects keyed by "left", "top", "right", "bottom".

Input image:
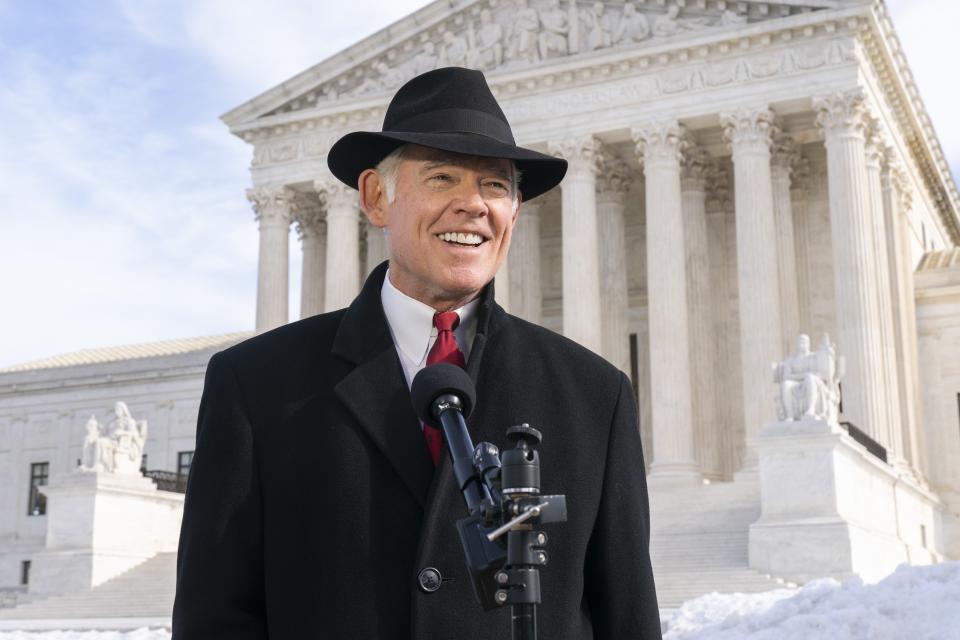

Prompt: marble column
[
  {"left": 706, "top": 160, "right": 740, "bottom": 477},
  {"left": 365, "top": 220, "right": 389, "bottom": 276},
  {"left": 294, "top": 198, "right": 326, "bottom": 319},
  {"left": 682, "top": 147, "right": 722, "bottom": 480},
  {"left": 720, "top": 106, "right": 783, "bottom": 470},
  {"left": 596, "top": 148, "right": 631, "bottom": 375},
  {"left": 882, "top": 154, "right": 922, "bottom": 471},
  {"left": 509, "top": 199, "right": 543, "bottom": 324},
  {"left": 317, "top": 177, "right": 362, "bottom": 311},
  {"left": 790, "top": 156, "right": 814, "bottom": 333},
  {"left": 771, "top": 135, "right": 802, "bottom": 352},
  {"left": 548, "top": 135, "right": 603, "bottom": 354},
  {"left": 813, "top": 90, "right": 887, "bottom": 444},
  {"left": 864, "top": 124, "right": 902, "bottom": 456},
  {"left": 632, "top": 122, "right": 699, "bottom": 483},
  {"left": 247, "top": 185, "right": 293, "bottom": 332}
]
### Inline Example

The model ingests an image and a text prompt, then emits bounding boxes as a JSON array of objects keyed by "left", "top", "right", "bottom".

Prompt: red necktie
[{"left": 423, "top": 312, "right": 465, "bottom": 466}]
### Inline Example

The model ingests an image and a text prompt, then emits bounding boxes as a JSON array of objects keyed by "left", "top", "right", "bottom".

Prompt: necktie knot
[{"left": 433, "top": 311, "right": 460, "bottom": 333}]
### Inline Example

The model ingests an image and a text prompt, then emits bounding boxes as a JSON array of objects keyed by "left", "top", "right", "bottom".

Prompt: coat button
[{"left": 418, "top": 567, "right": 442, "bottom": 593}]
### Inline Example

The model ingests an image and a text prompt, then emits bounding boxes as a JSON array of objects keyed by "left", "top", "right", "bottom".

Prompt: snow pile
[
  {"left": 0, "top": 631, "right": 168, "bottom": 640},
  {"left": 665, "top": 561, "right": 960, "bottom": 640}
]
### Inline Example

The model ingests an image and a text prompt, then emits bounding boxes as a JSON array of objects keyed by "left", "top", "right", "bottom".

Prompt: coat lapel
[{"left": 332, "top": 263, "right": 434, "bottom": 509}]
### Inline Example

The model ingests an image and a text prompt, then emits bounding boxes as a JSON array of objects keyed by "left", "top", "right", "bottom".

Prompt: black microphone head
[{"left": 410, "top": 363, "right": 476, "bottom": 423}]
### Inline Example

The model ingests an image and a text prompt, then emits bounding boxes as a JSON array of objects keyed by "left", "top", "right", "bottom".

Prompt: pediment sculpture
[
  {"left": 273, "top": 0, "right": 788, "bottom": 113},
  {"left": 79, "top": 401, "right": 149, "bottom": 475},
  {"left": 772, "top": 334, "right": 845, "bottom": 424}
]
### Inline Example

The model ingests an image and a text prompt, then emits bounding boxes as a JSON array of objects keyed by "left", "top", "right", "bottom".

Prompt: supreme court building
[{"left": 1, "top": 0, "right": 959, "bottom": 620}]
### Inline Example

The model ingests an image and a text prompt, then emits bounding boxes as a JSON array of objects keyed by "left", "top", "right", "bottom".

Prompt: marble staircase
[
  {"left": 0, "top": 552, "right": 176, "bottom": 626},
  {"left": 0, "top": 477, "right": 795, "bottom": 626},
  {"left": 649, "top": 474, "right": 796, "bottom": 609}
]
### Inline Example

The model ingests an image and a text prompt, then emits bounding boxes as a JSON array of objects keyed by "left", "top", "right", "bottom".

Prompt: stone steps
[
  {"left": 646, "top": 476, "right": 793, "bottom": 608},
  {"left": 0, "top": 477, "right": 797, "bottom": 623},
  {"left": 0, "top": 553, "right": 176, "bottom": 621}
]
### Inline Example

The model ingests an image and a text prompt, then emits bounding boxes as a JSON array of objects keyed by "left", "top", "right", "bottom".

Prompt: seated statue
[
  {"left": 79, "top": 402, "right": 148, "bottom": 474},
  {"left": 80, "top": 415, "right": 114, "bottom": 472},
  {"left": 108, "top": 401, "right": 148, "bottom": 475},
  {"left": 772, "top": 334, "right": 845, "bottom": 424}
]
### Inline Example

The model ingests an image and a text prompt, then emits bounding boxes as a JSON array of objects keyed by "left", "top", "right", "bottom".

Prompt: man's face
[{"left": 361, "top": 145, "right": 519, "bottom": 310}]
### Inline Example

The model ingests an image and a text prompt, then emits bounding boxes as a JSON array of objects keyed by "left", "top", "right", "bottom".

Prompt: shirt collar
[{"left": 381, "top": 269, "right": 481, "bottom": 365}]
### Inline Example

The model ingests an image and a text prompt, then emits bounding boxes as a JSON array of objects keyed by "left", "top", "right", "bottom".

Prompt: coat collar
[{"left": 332, "top": 261, "right": 504, "bottom": 509}]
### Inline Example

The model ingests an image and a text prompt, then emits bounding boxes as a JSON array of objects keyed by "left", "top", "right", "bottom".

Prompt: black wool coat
[{"left": 172, "top": 263, "right": 662, "bottom": 640}]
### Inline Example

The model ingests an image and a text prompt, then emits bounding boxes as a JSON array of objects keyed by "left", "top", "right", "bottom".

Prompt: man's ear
[{"left": 359, "top": 169, "right": 387, "bottom": 227}]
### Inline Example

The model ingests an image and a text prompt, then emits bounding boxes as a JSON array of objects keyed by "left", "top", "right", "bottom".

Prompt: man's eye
[
  {"left": 430, "top": 174, "right": 452, "bottom": 182},
  {"left": 484, "top": 181, "right": 510, "bottom": 193}
]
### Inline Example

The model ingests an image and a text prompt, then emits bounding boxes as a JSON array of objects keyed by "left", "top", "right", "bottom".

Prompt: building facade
[
  {"left": 223, "top": 0, "right": 960, "bottom": 540},
  {"left": 1, "top": 0, "right": 959, "bottom": 609}
]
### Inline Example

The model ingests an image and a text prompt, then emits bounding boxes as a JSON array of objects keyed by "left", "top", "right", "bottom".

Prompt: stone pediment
[{"left": 222, "top": 0, "right": 837, "bottom": 127}]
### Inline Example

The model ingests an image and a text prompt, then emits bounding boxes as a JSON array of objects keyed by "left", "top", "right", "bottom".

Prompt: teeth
[{"left": 437, "top": 232, "right": 484, "bottom": 246}]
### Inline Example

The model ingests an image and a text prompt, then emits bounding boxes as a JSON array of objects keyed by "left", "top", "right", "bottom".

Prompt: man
[{"left": 173, "top": 67, "right": 661, "bottom": 639}]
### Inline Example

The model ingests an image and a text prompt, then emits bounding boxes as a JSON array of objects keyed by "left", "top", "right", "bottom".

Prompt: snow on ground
[
  {"left": 0, "top": 631, "right": 168, "bottom": 640},
  {"left": 664, "top": 561, "right": 960, "bottom": 640},
  {"left": 0, "top": 562, "right": 957, "bottom": 639}
]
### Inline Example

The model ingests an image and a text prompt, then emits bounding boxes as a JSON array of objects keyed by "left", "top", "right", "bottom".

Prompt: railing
[
  {"left": 839, "top": 422, "right": 888, "bottom": 463},
  {"left": 144, "top": 469, "right": 188, "bottom": 493}
]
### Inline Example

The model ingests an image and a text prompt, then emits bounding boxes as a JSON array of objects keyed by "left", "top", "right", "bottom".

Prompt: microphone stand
[
  {"left": 415, "top": 365, "right": 566, "bottom": 640},
  {"left": 438, "top": 413, "right": 566, "bottom": 640}
]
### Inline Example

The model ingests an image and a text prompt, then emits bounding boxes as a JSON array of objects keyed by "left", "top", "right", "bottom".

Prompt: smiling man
[{"left": 173, "top": 67, "right": 661, "bottom": 640}]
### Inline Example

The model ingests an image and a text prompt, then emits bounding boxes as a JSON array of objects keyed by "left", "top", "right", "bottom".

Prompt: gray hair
[{"left": 374, "top": 144, "right": 521, "bottom": 212}]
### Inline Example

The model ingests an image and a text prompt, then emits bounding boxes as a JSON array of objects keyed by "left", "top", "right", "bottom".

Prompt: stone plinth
[
  {"left": 748, "top": 419, "right": 942, "bottom": 584},
  {"left": 29, "top": 472, "right": 184, "bottom": 597}
]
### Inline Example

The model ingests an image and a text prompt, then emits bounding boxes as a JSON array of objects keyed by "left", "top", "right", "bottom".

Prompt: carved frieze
[{"left": 265, "top": 0, "right": 822, "bottom": 116}]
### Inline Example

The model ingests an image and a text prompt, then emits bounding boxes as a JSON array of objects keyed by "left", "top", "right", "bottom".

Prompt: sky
[{"left": 0, "top": 0, "right": 957, "bottom": 368}]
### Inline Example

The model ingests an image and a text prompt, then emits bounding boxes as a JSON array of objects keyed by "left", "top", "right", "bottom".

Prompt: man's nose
[{"left": 453, "top": 180, "right": 490, "bottom": 217}]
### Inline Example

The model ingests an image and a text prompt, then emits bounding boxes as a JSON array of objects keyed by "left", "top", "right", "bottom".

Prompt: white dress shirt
[{"left": 380, "top": 269, "right": 480, "bottom": 391}]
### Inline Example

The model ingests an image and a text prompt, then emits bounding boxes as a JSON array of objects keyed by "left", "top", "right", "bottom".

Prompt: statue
[
  {"left": 474, "top": 9, "right": 504, "bottom": 69},
  {"left": 582, "top": 2, "right": 613, "bottom": 51},
  {"left": 408, "top": 41, "right": 439, "bottom": 76},
  {"left": 719, "top": 9, "right": 748, "bottom": 27},
  {"left": 79, "top": 402, "right": 148, "bottom": 474},
  {"left": 613, "top": 3, "right": 651, "bottom": 44},
  {"left": 440, "top": 29, "right": 472, "bottom": 68},
  {"left": 772, "top": 334, "right": 845, "bottom": 424},
  {"left": 356, "top": 61, "right": 405, "bottom": 95},
  {"left": 508, "top": 0, "right": 540, "bottom": 63},
  {"left": 80, "top": 415, "right": 111, "bottom": 472},
  {"left": 538, "top": 0, "right": 569, "bottom": 60},
  {"left": 653, "top": 4, "right": 708, "bottom": 38}
]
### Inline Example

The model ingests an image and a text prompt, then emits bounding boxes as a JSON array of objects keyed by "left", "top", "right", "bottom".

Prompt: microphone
[
  {"left": 411, "top": 364, "right": 489, "bottom": 514},
  {"left": 410, "top": 362, "right": 476, "bottom": 424}
]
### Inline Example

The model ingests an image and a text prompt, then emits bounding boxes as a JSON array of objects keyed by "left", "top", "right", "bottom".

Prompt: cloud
[
  {"left": 118, "top": 0, "right": 431, "bottom": 96},
  {"left": 0, "top": 9, "right": 258, "bottom": 365}
]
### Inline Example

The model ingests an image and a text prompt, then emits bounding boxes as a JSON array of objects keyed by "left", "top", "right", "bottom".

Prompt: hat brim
[{"left": 327, "top": 131, "right": 567, "bottom": 201}]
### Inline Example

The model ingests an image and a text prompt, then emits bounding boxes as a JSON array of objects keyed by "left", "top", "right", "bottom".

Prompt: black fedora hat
[{"left": 327, "top": 67, "right": 567, "bottom": 201}]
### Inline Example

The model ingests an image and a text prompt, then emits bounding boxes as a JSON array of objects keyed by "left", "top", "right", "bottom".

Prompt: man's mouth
[{"left": 436, "top": 232, "right": 486, "bottom": 247}]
